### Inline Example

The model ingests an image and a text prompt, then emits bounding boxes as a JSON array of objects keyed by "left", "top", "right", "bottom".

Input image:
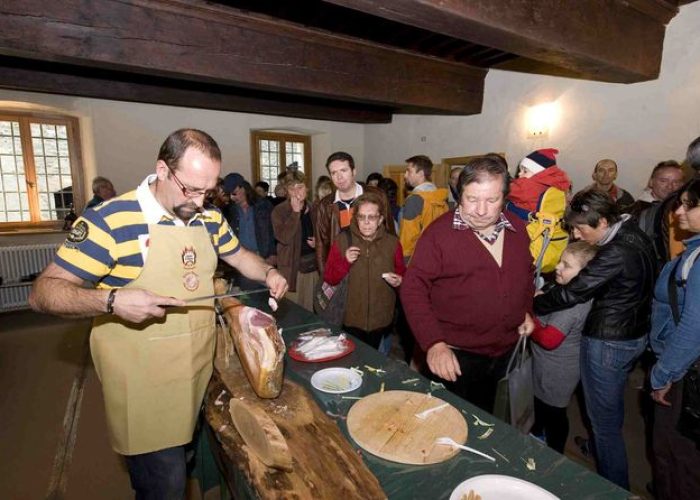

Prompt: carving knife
[{"left": 183, "top": 288, "right": 269, "bottom": 304}]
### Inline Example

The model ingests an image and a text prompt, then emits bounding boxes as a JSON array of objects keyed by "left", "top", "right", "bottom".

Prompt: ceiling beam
[
  {"left": 0, "top": 58, "right": 394, "bottom": 124},
  {"left": 0, "top": 0, "right": 486, "bottom": 115},
  {"left": 324, "top": 0, "right": 678, "bottom": 82}
]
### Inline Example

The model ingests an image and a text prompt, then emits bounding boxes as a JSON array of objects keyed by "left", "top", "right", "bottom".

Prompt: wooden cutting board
[{"left": 347, "top": 390, "right": 468, "bottom": 465}]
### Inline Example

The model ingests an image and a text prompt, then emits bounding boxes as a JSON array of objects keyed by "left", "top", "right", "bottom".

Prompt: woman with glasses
[
  {"left": 323, "top": 191, "right": 406, "bottom": 349},
  {"left": 649, "top": 178, "right": 700, "bottom": 500},
  {"left": 534, "top": 188, "right": 656, "bottom": 490}
]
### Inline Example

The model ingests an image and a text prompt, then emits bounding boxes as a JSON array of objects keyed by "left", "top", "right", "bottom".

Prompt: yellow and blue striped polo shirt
[{"left": 56, "top": 177, "right": 240, "bottom": 289}]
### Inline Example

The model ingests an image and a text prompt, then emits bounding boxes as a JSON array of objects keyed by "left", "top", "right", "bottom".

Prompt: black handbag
[{"left": 667, "top": 248, "right": 700, "bottom": 445}]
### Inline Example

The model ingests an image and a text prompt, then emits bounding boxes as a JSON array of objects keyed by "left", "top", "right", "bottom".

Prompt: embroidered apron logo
[
  {"left": 67, "top": 220, "right": 89, "bottom": 243},
  {"left": 182, "top": 246, "right": 197, "bottom": 269},
  {"left": 183, "top": 271, "right": 200, "bottom": 291}
]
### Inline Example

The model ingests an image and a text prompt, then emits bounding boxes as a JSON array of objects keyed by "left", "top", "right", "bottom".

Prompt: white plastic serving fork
[{"left": 435, "top": 437, "right": 496, "bottom": 462}]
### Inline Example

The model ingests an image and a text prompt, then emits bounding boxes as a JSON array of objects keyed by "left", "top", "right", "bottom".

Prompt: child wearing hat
[{"left": 507, "top": 148, "right": 571, "bottom": 217}]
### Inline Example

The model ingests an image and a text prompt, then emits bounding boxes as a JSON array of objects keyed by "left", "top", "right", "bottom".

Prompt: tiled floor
[{"left": 1, "top": 311, "right": 653, "bottom": 499}]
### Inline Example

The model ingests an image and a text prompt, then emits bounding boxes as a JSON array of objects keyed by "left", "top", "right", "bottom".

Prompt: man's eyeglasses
[
  {"left": 167, "top": 165, "right": 208, "bottom": 198},
  {"left": 357, "top": 214, "right": 381, "bottom": 222}
]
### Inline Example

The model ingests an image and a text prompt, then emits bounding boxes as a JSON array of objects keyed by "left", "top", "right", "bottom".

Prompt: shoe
[{"left": 574, "top": 436, "right": 590, "bottom": 457}]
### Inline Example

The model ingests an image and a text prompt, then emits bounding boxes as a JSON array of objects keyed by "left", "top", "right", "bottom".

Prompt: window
[
  {"left": 251, "top": 131, "right": 312, "bottom": 192},
  {"left": 0, "top": 112, "right": 84, "bottom": 230}
]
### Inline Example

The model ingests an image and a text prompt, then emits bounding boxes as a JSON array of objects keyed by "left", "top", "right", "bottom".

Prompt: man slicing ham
[{"left": 29, "top": 129, "right": 287, "bottom": 498}]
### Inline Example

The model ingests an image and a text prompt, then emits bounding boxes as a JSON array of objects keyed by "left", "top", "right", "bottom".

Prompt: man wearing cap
[
  {"left": 29, "top": 129, "right": 288, "bottom": 498},
  {"left": 589, "top": 159, "right": 635, "bottom": 210},
  {"left": 221, "top": 173, "right": 276, "bottom": 266}
]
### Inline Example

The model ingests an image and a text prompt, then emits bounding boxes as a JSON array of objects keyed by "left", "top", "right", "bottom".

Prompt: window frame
[
  {"left": 250, "top": 131, "right": 312, "bottom": 193},
  {"left": 0, "top": 111, "right": 85, "bottom": 232}
]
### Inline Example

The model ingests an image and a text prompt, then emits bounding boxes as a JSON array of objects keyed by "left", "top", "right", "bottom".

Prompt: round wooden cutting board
[{"left": 347, "top": 390, "right": 468, "bottom": 465}]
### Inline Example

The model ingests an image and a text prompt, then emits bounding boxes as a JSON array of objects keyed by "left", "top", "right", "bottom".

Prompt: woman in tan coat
[{"left": 272, "top": 172, "right": 317, "bottom": 310}]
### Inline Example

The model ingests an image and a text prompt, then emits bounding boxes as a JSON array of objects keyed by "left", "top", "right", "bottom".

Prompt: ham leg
[{"left": 220, "top": 296, "right": 285, "bottom": 398}]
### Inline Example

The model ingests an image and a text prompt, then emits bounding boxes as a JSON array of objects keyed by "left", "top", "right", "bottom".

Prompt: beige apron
[{"left": 91, "top": 223, "right": 217, "bottom": 455}]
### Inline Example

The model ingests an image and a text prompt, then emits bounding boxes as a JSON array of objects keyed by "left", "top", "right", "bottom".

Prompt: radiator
[{"left": 0, "top": 243, "right": 61, "bottom": 312}]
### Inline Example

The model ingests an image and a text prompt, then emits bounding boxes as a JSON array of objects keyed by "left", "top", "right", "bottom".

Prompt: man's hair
[
  {"left": 651, "top": 160, "right": 682, "bottom": 178},
  {"left": 563, "top": 241, "right": 598, "bottom": 267},
  {"left": 687, "top": 136, "right": 700, "bottom": 172},
  {"left": 325, "top": 151, "right": 355, "bottom": 170},
  {"left": 278, "top": 170, "right": 306, "bottom": 189},
  {"left": 92, "top": 176, "right": 112, "bottom": 195},
  {"left": 565, "top": 189, "right": 621, "bottom": 228},
  {"left": 353, "top": 191, "right": 386, "bottom": 221},
  {"left": 405, "top": 155, "right": 433, "bottom": 180},
  {"left": 458, "top": 154, "right": 510, "bottom": 199},
  {"left": 594, "top": 159, "right": 617, "bottom": 172},
  {"left": 157, "top": 129, "right": 221, "bottom": 170},
  {"left": 366, "top": 172, "right": 383, "bottom": 184},
  {"left": 255, "top": 181, "right": 270, "bottom": 193}
]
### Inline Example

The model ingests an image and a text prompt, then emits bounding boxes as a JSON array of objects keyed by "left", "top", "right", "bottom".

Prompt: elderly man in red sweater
[{"left": 401, "top": 154, "right": 535, "bottom": 412}]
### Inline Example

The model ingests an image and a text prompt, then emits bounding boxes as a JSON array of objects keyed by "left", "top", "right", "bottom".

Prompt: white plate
[
  {"left": 449, "top": 474, "right": 559, "bottom": 500},
  {"left": 310, "top": 367, "right": 362, "bottom": 394}
]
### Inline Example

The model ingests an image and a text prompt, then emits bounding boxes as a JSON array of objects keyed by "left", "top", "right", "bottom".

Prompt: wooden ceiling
[{"left": 0, "top": 0, "right": 689, "bottom": 123}]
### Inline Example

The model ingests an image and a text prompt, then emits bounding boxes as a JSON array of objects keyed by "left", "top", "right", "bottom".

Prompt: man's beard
[{"left": 174, "top": 201, "right": 201, "bottom": 221}]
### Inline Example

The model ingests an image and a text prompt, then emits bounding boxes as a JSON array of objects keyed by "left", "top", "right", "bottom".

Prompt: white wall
[
  {"left": 0, "top": 91, "right": 365, "bottom": 198},
  {"left": 364, "top": 2, "right": 700, "bottom": 197}
]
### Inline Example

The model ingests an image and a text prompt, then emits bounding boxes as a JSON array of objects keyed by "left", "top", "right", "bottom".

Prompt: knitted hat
[
  {"left": 519, "top": 148, "right": 559, "bottom": 175},
  {"left": 222, "top": 173, "right": 245, "bottom": 193}
]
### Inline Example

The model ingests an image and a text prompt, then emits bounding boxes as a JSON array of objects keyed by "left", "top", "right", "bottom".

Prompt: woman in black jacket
[{"left": 534, "top": 189, "right": 656, "bottom": 490}]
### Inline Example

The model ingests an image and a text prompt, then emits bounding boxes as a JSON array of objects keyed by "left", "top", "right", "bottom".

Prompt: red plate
[{"left": 288, "top": 337, "right": 356, "bottom": 363}]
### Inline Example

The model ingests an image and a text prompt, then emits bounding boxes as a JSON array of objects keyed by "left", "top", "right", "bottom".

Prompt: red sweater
[{"left": 400, "top": 210, "right": 534, "bottom": 357}]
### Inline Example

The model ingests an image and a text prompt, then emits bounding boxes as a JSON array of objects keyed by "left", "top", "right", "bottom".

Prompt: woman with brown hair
[
  {"left": 272, "top": 171, "right": 317, "bottom": 310},
  {"left": 323, "top": 191, "right": 406, "bottom": 349}
]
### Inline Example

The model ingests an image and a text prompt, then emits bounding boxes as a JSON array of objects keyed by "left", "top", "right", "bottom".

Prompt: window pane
[
  {"left": 58, "top": 139, "right": 69, "bottom": 157},
  {"left": 30, "top": 123, "right": 41, "bottom": 137},
  {"left": 61, "top": 176, "right": 72, "bottom": 189},
  {"left": 269, "top": 152, "right": 279, "bottom": 166},
  {"left": 261, "top": 152, "right": 269, "bottom": 166},
  {"left": 18, "top": 175, "right": 26, "bottom": 192},
  {"left": 56, "top": 125, "right": 67, "bottom": 139},
  {"left": 13, "top": 137, "right": 22, "bottom": 155},
  {"left": 44, "top": 139, "right": 58, "bottom": 156},
  {"left": 1, "top": 155, "right": 15, "bottom": 173},
  {"left": 45, "top": 156, "right": 60, "bottom": 174},
  {"left": 0, "top": 121, "right": 11, "bottom": 135},
  {"left": 42, "top": 124, "right": 57, "bottom": 138},
  {"left": 5, "top": 192, "right": 20, "bottom": 210},
  {"left": 3, "top": 174, "right": 17, "bottom": 191},
  {"left": 47, "top": 175, "right": 61, "bottom": 192},
  {"left": 32, "top": 137, "right": 44, "bottom": 156},
  {"left": 269, "top": 141, "right": 278, "bottom": 152},
  {"left": 0, "top": 136, "right": 13, "bottom": 154}
]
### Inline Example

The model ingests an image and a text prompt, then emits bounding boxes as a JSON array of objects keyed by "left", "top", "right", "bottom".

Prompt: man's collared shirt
[
  {"left": 56, "top": 175, "right": 239, "bottom": 288},
  {"left": 452, "top": 208, "right": 515, "bottom": 244},
  {"left": 334, "top": 182, "right": 364, "bottom": 228}
]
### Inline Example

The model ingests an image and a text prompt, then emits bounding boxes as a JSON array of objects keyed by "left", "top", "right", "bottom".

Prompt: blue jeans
[
  {"left": 580, "top": 336, "right": 647, "bottom": 490},
  {"left": 124, "top": 446, "right": 186, "bottom": 500}
]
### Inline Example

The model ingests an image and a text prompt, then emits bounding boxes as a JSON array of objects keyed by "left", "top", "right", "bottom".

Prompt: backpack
[
  {"left": 419, "top": 195, "right": 449, "bottom": 230},
  {"left": 524, "top": 187, "right": 568, "bottom": 280}
]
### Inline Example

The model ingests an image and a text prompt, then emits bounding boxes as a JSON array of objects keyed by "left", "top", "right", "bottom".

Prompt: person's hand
[
  {"left": 306, "top": 236, "right": 316, "bottom": 249},
  {"left": 111, "top": 288, "right": 185, "bottom": 323},
  {"left": 290, "top": 195, "right": 304, "bottom": 213},
  {"left": 382, "top": 272, "right": 402, "bottom": 288},
  {"left": 345, "top": 246, "right": 361, "bottom": 264},
  {"left": 426, "top": 342, "right": 461, "bottom": 382},
  {"left": 652, "top": 383, "right": 672, "bottom": 407},
  {"left": 518, "top": 312, "right": 535, "bottom": 336},
  {"left": 265, "top": 268, "right": 288, "bottom": 299}
]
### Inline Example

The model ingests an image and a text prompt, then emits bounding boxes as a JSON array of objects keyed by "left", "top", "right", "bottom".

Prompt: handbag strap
[
  {"left": 668, "top": 246, "right": 700, "bottom": 325},
  {"left": 505, "top": 335, "right": 527, "bottom": 374}
]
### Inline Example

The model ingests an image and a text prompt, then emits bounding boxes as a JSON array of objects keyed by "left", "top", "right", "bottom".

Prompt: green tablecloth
[{"left": 209, "top": 293, "right": 629, "bottom": 499}]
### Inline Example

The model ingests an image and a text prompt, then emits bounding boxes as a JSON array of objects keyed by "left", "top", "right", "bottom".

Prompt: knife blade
[{"left": 183, "top": 288, "right": 268, "bottom": 304}]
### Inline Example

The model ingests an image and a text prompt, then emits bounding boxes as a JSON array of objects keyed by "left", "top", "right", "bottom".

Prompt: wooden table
[{"left": 204, "top": 293, "right": 630, "bottom": 499}]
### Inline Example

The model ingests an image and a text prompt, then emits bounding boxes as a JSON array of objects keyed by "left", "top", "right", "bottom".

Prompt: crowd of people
[{"left": 32, "top": 129, "right": 700, "bottom": 499}]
